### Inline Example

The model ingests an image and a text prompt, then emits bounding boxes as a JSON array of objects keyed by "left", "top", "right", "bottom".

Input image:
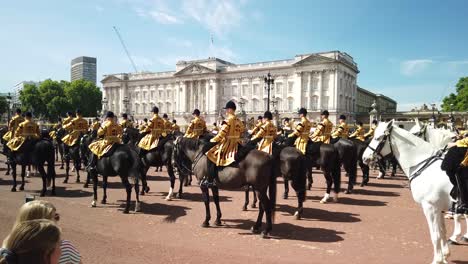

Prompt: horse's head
[
  {"left": 172, "top": 137, "right": 200, "bottom": 175},
  {"left": 362, "top": 120, "right": 394, "bottom": 165}
]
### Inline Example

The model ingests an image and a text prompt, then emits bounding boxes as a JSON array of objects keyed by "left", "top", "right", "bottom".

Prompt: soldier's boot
[{"left": 455, "top": 169, "right": 468, "bottom": 214}]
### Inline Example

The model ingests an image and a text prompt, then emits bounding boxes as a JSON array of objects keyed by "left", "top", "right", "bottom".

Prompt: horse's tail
[{"left": 269, "top": 158, "right": 277, "bottom": 223}]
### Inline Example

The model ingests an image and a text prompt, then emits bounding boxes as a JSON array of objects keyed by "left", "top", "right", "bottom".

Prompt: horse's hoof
[
  {"left": 40, "top": 192, "right": 45, "bottom": 197},
  {"left": 5, "top": 172, "right": 9, "bottom": 175},
  {"left": 19, "top": 186, "right": 24, "bottom": 191},
  {"left": 11, "top": 187, "right": 16, "bottom": 192},
  {"left": 165, "top": 196, "right": 172, "bottom": 201},
  {"left": 51, "top": 190, "right": 56, "bottom": 196},
  {"left": 63, "top": 180, "right": 68, "bottom": 184},
  {"left": 283, "top": 193, "right": 288, "bottom": 200},
  {"left": 307, "top": 184, "right": 312, "bottom": 191},
  {"left": 59, "top": 166, "right": 64, "bottom": 170},
  {"left": 123, "top": 209, "right": 129, "bottom": 214},
  {"left": 360, "top": 183, "right": 365, "bottom": 187},
  {"left": 345, "top": 189, "right": 352, "bottom": 194},
  {"left": 140, "top": 191, "right": 145, "bottom": 196},
  {"left": 91, "top": 201, "right": 97, "bottom": 207},
  {"left": 242, "top": 206, "right": 248, "bottom": 211},
  {"left": 214, "top": 220, "right": 222, "bottom": 226},
  {"left": 462, "top": 236, "right": 468, "bottom": 243},
  {"left": 145, "top": 186, "right": 150, "bottom": 193},
  {"left": 76, "top": 179, "right": 81, "bottom": 183},
  {"left": 201, "top": 222, "right": 210, "bottom": 228},
  {"left": 261, "top": 231, "right": 270, "bottom": 239},
  {"left": 175, "top": 193, "right": 181, "bottom": 199},
  {"left": 251, "top": 226, "right": 261, "bottom": 234},
  {"left": 447, "top": 239, "right": 459, "bottom": 245},
  {"left": 251, "top": 203, "right": 257, "bottom": 209},
  {"left": 294, "top": 211, "right": 301, "bottom": 220},
  {"left": 101, "top": 200, "right": 106, "bottom": 204},
  {"left": 83, "top": 184, "right": 89, "bottom": 188},
  {"left": 135, "top": 202, "right": 141, "bottom": 212}
]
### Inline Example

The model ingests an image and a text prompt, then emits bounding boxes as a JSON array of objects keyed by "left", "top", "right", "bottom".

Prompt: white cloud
[
  {"left": 400, "top": 59, "right": 433, "bottom": 76},
  {"left": 149, "top": 10, "right": 182, "bottom": 24}
]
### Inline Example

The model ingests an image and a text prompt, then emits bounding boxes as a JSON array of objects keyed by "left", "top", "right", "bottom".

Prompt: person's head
[
  {"left": 320, "top": 110, "right": 329, "bottom": 119},
  {"left": 298, "top": 108, "right": 307, "bottom": 118},
  {"left": 94, "top": 117, "right": 99, "bottom": 122},
  {"left": 172, "top": 119, "right": 177, "bottom": 124},
  {"left": 24, "top": 112, "right": 32, "bottom": 120},
  {"left": 284, "top": 118, "right": 290, "bottom": 123},
  {"left": 57, "top": 118, "right": 62, "bottom": 122},
  {"left": 88, "top": 120, "right": 92, "bottom": 125},
  {"left": 14, "top": 200, "right": 59, "bottom": 225},
  {"left": 75, "top": 109, "right": 82, "bottom": 117},
  {"left": 257, "top": 116, "right": 263, "bottom": 122},
  {"left": 122, "top": 113, "right": 128, "bottom": 120},
  {"left": 339, "top": 115, "right": 346, "bottom": 123},
  {"left": 192, "top": 109, "right": 200, "bottom": 117},
  {"left": 143, "top": 118, "right": 148, "bottom": 123},
  {"left": 1, "top": 219, "right": 61, "bottom": 264},
  {"left": 105, "top": 111, "right": 115, "bottom": 121},
  {"left": 66, "top": 111, "right": 73, "bottom": 117},
  {"left": 263, "top": 111, "right": 273, "bottom": 121},
  {"left": 152, "top": 106, "right": 159, "bottom": 114},
  {"left": 213, "top": 122, "right": 217, "bottom": 126},
  {"left": 163, "top": 114, "right": 168, "bottom": 119},
  {"left": 358, "top": 121, "right": 363, "bottom": 127},
  {"left": 223, "top": 101, "right": 236, "bottom": 115},
  {"left": 15, "top": 109, "right": 21, "bottom": 115},
  {"left": 372, "top": 120, "right": 378, "bottom": 126}
]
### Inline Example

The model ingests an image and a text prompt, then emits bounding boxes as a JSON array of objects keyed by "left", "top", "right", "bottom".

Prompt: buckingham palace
[{"left": 101, "top": 50, "right": 360, "bottom": 125}]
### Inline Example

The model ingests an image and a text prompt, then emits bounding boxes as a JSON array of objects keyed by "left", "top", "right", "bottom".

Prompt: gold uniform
[
  {"left": 332, "top": 122, "right": 349, "bottom": 139},
  {"left": 349, "top": 126, "right": 365, "bottom": 141},
  {"left": 163, "top": 119, "right": 174, "bottom": 135},
  {"left": 7, "top": 119, "right": 40, "bottom": 151},
  {"left": 172, "top": 123, "right": 180, "bottom": 133},
  {"left": 120, "top": 119, "right": 133, "bottom": 129},
  {"left": 206, "top": 114, "right": 245, "bottom": 166},
  {"left": 138, "top": 114, "right": 165, "bottom": 151},
  {"left": 288, "top": 116, "right": 312, "bottom": 155},
  {"left": 251, "top": 121, "right": 263, "bottom": 135},
  {"left": 90, "top": 121, "right": 100, "bottom": 132},
  {"left": 364, "top": 125, "right": 377, "bottom": 139},
  {"left": 49, "top": 122, "right": 62, "bottom": 140},
  {"left": 455, "top": 138, "right": 468, "bottom": 167},
  {"left": 3, "top": 114, "right": 25, "bottom": 142},
  {"left": 62, "top": 116, "right": 73, "bottom": 132},
  {"left": 62, "top": 116, "right": 89, "bottom": 146},
  {"left": 283, "top": 121, "right": 293, "bottom": 131},
  {"left": 311, "top": 118, "right": 333, "bottom": 144},
  {"left": 251, "top": 120, "right": 277, "bottom": 155},
  {"left": 184, "top": 117, "right": 206, "bottom": 138},
  {"left": 88, "top": 120, "right": 123, "bottom": 158}
]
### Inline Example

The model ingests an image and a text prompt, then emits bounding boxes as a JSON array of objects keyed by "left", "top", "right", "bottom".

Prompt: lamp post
[
  {"left": 6, "top": 92, "right": 12, "bottom": 123},
  {"left": 102, "top": 97, "right": 108, "bottom": 113},
  {"left": 271, "top": 97, "right": 280, "bottom": 126},
  {"left": 430, "top": 103, "right": 436, "bottom": 127},
  {"left": 264, "top": 72, "right": 274, "bottom": 112},
  {"left": 239, "top": 98, "right": 247, "bottom": 123},
  {"left": 122, "top": 96, "right": 129, "bottom": 114}
]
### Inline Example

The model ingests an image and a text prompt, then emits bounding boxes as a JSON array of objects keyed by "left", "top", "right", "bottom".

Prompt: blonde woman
[
  {"left": 0, "top": 219, "right": 61, "bottom": 264},
  {"left": 14, "top": 200, "right": 82, "bottom": 264}
]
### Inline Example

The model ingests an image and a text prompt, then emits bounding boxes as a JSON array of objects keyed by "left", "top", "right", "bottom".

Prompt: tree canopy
[
  {"left": 441, "top": 77, "right": 468, "bottom": 111},
  {"left": 19, "top": 79, "right": 102, "bottom": 121},
  {"left": 0, "top": 96, "right": 8, "bottom": 117}
]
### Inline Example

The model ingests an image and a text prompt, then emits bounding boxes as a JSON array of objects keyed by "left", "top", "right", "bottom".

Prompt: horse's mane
[{"left": 180, "top": 137, "right": 203, "bottom": 150}]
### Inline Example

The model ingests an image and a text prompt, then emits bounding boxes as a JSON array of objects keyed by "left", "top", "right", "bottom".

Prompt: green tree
[
  {"left": 442, "top": 77, "right": 468, "bottom": 111},
  {"left": 65, "top": 80, "right": 102, "bottom": 117},
  {"left": 0, "top": 96, "right": 8, "bottom": 117},
  {"left": 38, "top": 79, "right": 69, "bottom": 120},
  {"left": 19, "top": 83, "right": 45, "bottom": 117}
]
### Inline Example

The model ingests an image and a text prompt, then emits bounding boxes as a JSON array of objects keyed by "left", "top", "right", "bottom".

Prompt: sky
[{"left": 1, "top": 0, "right": 468, "bottom": 111}]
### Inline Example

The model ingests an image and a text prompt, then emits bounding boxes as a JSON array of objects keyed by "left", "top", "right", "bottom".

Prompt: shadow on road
[
  {"left": 366, "top": 182, "right": 403, "bottom": 189},
  {"left": 32, "top": 186, "right": 93, "bottom": 198},
  {"left": 337, "top": 197, "right": 387, "bottom": 206},
  {"left": 146, "top": 175, "right": 168, "bottom": 182},
  {"left": 222, "top": 219, "right": 345, "bottom": 243},
  {"left": 351, "top": 188, "right": 400, "bottom": 197},
  {"left": 118, "top": 201, "right": 190, "bottom": 223},
  {"left": 277, "top": 204, "right": 361, "bottom": 223},
  {"left": 174, "top": 192, "right": 232, "bottom": 203}
]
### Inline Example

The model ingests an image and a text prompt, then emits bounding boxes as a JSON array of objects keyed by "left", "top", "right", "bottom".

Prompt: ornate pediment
[
  {"left": 292, "top": 54, "right": 335, "bottom": 67},
  {"left": 101, "top": 75, "right": 123, "bottom": 84},
  {"left": 174, "top": 63, "right": 215, "bottom": 76}
]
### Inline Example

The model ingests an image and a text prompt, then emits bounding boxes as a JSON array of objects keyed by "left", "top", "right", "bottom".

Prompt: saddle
[
  {"left": 306, "top": 141, "right": 322, "bottom": 157},
  {"left": 101, "top": 143, "right": 121, "bottom": 158},
  {"left": 330, "top": 137, "right": 340, "bottom": 144}
]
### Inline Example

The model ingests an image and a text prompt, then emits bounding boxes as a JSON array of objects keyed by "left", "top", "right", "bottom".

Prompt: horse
[
  {"left": 4, "top": 134, "right": 56, "bottom": 197},
  {"left": 52, "top": 128, "right": 66, "bottom": 169},
  {"left": 81, "top": 134, "right": 143, "bottom": 214},
  {"left": 61, "top": 129, "right": 87, "bottom": 184},
  {"left": 0, "top": 126, "right": 11, "bottom": 175},
  {"left": 331, "top": 138, "right": 358, "bottom": 194},
  {"left": 173, "top": 137, "right": 277, "bottom": 237},
  {"left": 362, "top": 120, "right": 462, "bottom": 264}
]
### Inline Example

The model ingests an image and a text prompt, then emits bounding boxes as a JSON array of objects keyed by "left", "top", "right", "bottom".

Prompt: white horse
[{"left": 362, "top": 120, "right": 466, "bottom": 264}]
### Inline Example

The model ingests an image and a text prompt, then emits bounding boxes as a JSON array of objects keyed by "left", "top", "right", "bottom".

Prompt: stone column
[
  {"left": 317, "top": 71, "right": 323, "bottom": 110},
  {"left": 293, "top": 72, "right": 302, "bottom": 109},
  {"left": 211, "top": 79, "right": 218, "bottom": 114},
  {"left": 205, "top": 80, "right": 209, "bottom": 112},
  {"left": 180, "top": 81, "right": 187, "bottom": 112}
]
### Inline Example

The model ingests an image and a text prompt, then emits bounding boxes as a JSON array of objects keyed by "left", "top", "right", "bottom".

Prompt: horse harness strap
[{"left": 408, "top": 148, "right": 446, "bottom": 184}]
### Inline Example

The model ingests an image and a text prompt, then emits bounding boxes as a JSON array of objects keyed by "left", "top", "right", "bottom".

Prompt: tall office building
[{"left": 71, "top": 56, "right": 97, "bottom": 84}]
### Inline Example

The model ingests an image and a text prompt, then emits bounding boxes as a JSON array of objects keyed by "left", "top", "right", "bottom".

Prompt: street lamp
[
  {"left": 122, "top": 96, "right": 129, "bottom": 114},
  {"left": 6, "top": 92, "right": 12, "bottom": 123},
  {"left": 271, "top": 97, "right": 280, "bottom": 126},
  {"left": 264, "top": 72, "right": 274, "bottom": 112},
  {"left": 239, "top": 98, "right": 247, "bottom": 123}
]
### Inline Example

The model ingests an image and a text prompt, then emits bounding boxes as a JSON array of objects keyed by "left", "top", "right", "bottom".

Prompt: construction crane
[{"left": 113, "top": 26, "right": 139, "bottom": 72}]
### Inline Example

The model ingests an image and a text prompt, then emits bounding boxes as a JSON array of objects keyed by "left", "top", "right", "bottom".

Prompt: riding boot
[
  {"left": 86, "top": 154, "right": 98, "bottom": 174},
  {"left": 201, "top": 160, "right": 218, "bottom": 187},
  {"left": 455, "top": 167, "right": 468, "bottom": 214}
]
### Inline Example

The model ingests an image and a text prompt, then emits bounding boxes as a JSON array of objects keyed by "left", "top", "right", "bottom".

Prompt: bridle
[
  {"left": 366, "top": 126, "right": 393, "bottom": 160},
  {"left": 173, "top": 137, "right": 204, "bottom": 175}
]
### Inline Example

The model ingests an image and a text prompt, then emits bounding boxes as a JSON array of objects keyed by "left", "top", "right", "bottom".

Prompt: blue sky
[{"left": 1, "top": 0, "right": 468, "bottom": 110}]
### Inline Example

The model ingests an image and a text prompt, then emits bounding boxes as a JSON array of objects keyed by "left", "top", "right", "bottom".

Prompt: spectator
[
  {"left": 14, "top": 200, "right": 82, "bottom": 264},
  {"left": 0, "top": 219, "right": 61, "bottom": 264}
]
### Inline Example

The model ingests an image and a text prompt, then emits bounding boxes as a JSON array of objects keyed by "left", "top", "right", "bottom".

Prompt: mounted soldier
[
  {"left": 120, "top": 113, "right": 133, "bottom": 129},
  {"left": 139, "top": 118, "right": 148, "bottom": 132},
  {"left": 62, "top": 109, "right": 89, "bottom": 147},
  {"left": 49, "top": 118, "right": 62, "bottom": 141},
  {"left": 138, "top": 107, "right": 165, "bottom": 153},
  {"left": 204, "top": 101, "right": 245, "bottom": 187},
  {"left": 6, "top": 112, "right": 40, "bottom": 152},
  {"left": 349, "top": 121, "right": 365, "bottom": 141},
  {"left": 3, "top": 109, "right": 25, "bottom": 143},
  {"left": 287, "top": 108, "right": 312, "bottom": 155},
  {"left": 184, "top": 109, "right": 206, "bottom": 139},
  {"left": 310, "top": 110, "right": 333, "bottom": 144},
  {"left": 171, "top": 119, "right": 180, "bottom": 133},
  {"left": 87, "top": 111, "right": 123, "bottom": 173},
  {"left": 162, "top": 114, "right": 173, "bottom": 136},
  {"left": 331, "top": 114, "right": 349, "bottom": 142},
  {"left": 251, "top": 111, "right": 277, "bottom": 155},
  {"left": 90, "top": 117, "right": 100, "bottom": 133},
  {"left": 364, "top": 120, "right": 378, "bottom": 140},
  {"left": 250, "top": 116, "right": 263, "bottom": 136}
]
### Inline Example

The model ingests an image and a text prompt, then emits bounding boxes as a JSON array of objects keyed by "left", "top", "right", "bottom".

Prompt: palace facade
[{"left": 101, "top": 51, "right": 359, "bottom": 124}]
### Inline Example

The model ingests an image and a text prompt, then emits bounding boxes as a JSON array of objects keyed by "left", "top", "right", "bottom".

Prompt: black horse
[
  {"left": 52, "top": 128, "right": 66, "bottom": 169},
  {"left": 4, "top": 134, "right": 56, "bottom": 197},
  {"left": 349, "top": 138, "right": 371, "bottom": 187},
  {"left": 61, "top": 129, "right": 87, "bottom": 184},
  {"left": 173, "top": 137, "right": 277, "bottom": 237},
  {"left": 81, "top": 134, "right": 143, "bottom": 213},
  {"left": 331, "top": 138, "right": 358, "bottom": 194}
]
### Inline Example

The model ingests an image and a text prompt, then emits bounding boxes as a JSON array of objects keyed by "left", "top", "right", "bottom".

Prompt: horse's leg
[
  {"left": 59, "top": 145, "right": 64, "bottom": 169},
  {"left": 252, "top": 186, "right": 257, "bottom": 208},
  {"left": 20, "top": 165, "right": 26, "bottom": 191},
  {"left": 438, "top": 212, "right": 450, "bottom": 260},
  {"left": 5, "top": 159, "right": 10, "bottom": 175},
  {"left": 91, "top": 172, "right": 98, "bottom": 208},
  {"left": 258, "top": 190, "right": 272, "bottom": 238},
  {"left": 134, "top": 175, "right": 141, "bottom": 213},
  {"left": 243, "top": 186, "right": 250, "bottom": 211},
  {"left": 212, "top": 187, "right": 222, "bottom": 226},
  {"left": 26, "top": 164, "right": 31, "bottom": 178},
  {"left": 283, "top": 178, "right": 289, "bottom": 199},
  {"left": 176, "top": 172, "right": 185, "bottom": 199},
  {"left": 331, "top": 165, "right": 341, "bottom": 202},
  {"left": 165, "top": 163, "right": 175, "bottom": 201},
  {"left": 320, "top": 169, "right": 333, "bottom": 204},
  {"left": 361, "top": 162, "right": 370, "bottom": 187},
  {"left": 11, "top": 162, "right": 17, "bottom": 192},
  {"left": 449, "top": 213, "right": 462, "bottom": 243},
  {"left": 294, "top": 189, "right": 305, "bottom": 220},
  {"left": 252, "top": 194, "right": 264, "bottom": 234},
  {"left": 377, "top": 159, "right": 386, "bottom": 179},
  {"left": 38, "top": 165, "right": 47, "bottom": 197},
  {"left": 121, "top": 176, "right": 132, "bottom": 214},
  {"left": 101, "top": 175, "right": 108, "bottom": 204},
  {"left": 307, "top": 167, "right": 313, "bottom": 190},
  {"left": 55, "top": 144, "right": 58, "bottom": 161},
  {"left": 422, "top": 203, "right": 445, "bottom": 264},
  {"left": 63, "top": 157, "right": 70, "bottom": 183},
  {"left": 200, "top": 185, "right": 211, "bottom": 227}
]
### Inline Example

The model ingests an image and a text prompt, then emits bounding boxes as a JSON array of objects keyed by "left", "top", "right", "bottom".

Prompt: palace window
[
  {"left": 232, "top": 85, "right": 238, "bottom": 97},
  {"left": 288, "top": 82, "right": 294, "bottom": 93},
  {"left": 252, "top": 99, "right": 259, "bottom": 112},
  {"left": 323, "top": 96, "right": 329, "bottom": 109},
  {"left": 276, "top": 82, "right": 282, "bottom": 94},
  {"left": 253, "top": 84, "right": 259, "bottom": 95},
  {"left": 323, "top": 75, "right": 329, "bottom": 91},
  {"left": 242, "top": 85, "right": 248, "bottom": 96},
  {"left": 310, "top": 96, "right": 318, "bottom": 110},
  {"left": 288, "top": 97, "right": 294, "bottom": 111}
]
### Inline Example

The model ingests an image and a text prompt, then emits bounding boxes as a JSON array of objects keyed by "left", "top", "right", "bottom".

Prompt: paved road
[{"left": 0, "top": 161, "right": 467, "bottom": 264}]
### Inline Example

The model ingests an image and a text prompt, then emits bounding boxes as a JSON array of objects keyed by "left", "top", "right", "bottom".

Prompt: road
[{"left": 0, "top": 160, "right": 467, "bottom": 264}]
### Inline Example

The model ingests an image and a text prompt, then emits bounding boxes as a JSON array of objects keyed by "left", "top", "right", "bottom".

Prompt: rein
[{"left": 173, "top": 138, "right": 202, "bottom": 175}]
